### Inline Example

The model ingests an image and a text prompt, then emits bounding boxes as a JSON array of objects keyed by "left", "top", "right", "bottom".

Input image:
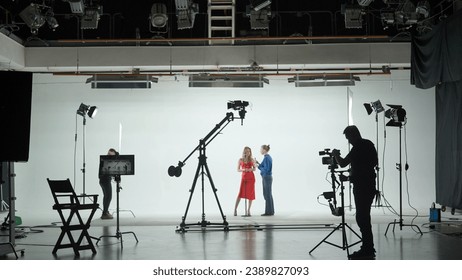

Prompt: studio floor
[{"left": 1, "top": 209, "right": 462, "bottom": 260}]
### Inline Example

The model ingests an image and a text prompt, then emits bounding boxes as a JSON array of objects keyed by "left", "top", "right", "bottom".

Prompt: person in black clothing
[
  {"left": 332, "top": 125, "right": 378, "bottom": 260},
  {"left": 99, "top": 148, "right": 118, "bottom": 219}
]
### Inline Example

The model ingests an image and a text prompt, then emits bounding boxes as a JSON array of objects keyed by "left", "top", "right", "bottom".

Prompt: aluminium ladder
[{"left": 208, "top": 0, "right": 235, "bottom": 45}]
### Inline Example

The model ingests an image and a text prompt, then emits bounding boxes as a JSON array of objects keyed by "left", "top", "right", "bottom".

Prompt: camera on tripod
[
  {"left": 319, "top": 148, "right": 338, "bottom": 169},
  {"left": 319, "top": 148, "right": 348, "bottom": 217}
]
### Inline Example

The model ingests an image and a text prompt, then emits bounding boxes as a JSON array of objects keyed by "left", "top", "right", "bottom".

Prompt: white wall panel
[{"left": 14, "top": 71, "right": 435, "bottom": 224}]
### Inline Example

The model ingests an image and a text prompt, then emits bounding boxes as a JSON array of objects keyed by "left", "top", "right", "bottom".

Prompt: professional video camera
[
  {"left": 227, "top": 100, "right": 249, "bottom": 125},
  {"left": 319, "top": 148, "right": 338, "bottom": 169}
]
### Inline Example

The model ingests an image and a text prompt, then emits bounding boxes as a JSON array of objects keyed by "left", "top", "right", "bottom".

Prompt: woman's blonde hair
[{"left": 241, "top": 146, "right": 253, "bottom": 163}]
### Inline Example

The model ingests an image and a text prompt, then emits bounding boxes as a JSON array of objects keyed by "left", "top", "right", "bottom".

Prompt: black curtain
[
  {"left": 411, "top": 9, "right": 462, "bottom": 209},
  {"left": 436, "top": 81, "right": 462, "bottom": 209}
]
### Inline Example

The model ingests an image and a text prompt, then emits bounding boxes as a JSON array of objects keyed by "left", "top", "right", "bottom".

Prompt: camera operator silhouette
[{"left": 332, "top": 125, "right": 378, "bottom": 260}]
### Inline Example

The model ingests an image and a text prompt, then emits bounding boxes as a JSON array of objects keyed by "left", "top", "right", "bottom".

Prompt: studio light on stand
[
  {"left": 75, "top": 103, "right": 98, "bottom": 204},
  {"left": 383, "top": 104, "right": 422, "bottom": 235},
  {"left": 363, "top": 100, "right": 387, "bottom": 207}
]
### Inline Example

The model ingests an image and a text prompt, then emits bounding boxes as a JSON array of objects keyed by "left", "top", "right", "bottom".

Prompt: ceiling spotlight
[
  {"left": 46, "top": 12, "right": 59, "bottom": 31},
  {"left": 416, "top": 0, "right": 430, "bottom": 18},
  {"left": 81, "top": 5, "right": 102, "bottom": 29},
  {"left": 246, "top": 2, "right": 272, "bottom": 30},
  {"left": 385, "top": 104, "right": 406, "bottom": 127},
  {"left": 77, "top": 103, "right": 98, "bottom": 119},
  {"left": 175, "top": 0, "right": 199, "bottom": 30},
  {"left": 363, "top": 100, "right": 384, "bottom": 115},
  {"left": 150, "top": 3, "right": 168, "bottom": 28},
  {"left": 19, "top": 3, "right": 46, "bottom": 35},
  {"left": 343, "top": 5, "right": 363, "bottom": 29}
]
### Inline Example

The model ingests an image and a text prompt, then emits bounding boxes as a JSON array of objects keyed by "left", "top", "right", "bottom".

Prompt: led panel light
[
  {"left": 189, "top": 75, "right": 269, "bottom": 88},
  {"left": 86, "top": 75, "right": 158, "bottom": 89},
  {"left": 288, "top": 75, "right": 360, "bottom": 87}
]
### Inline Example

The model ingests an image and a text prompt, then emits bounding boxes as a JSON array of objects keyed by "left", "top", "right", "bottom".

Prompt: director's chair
[{"left": 47, "top": 178, "right": 99, "bottom": 256}]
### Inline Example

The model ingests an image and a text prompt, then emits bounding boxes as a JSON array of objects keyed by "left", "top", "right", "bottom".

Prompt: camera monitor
[{"left": 99, "top": 155, "right": 135, "bottom": 176}]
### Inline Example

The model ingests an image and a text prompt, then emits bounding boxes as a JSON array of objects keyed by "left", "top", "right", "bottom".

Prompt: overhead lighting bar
[
  {"left": 288, "top": 74, "right": 360, "bottom": 87},
  {"left": 189, "top": 75, "right": 269, "bottom": 88},
  {"left": 86, "top": 75, "right": 158, "bottom": 89}
]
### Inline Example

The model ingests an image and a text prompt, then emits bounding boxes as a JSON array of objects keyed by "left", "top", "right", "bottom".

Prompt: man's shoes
[
  {"left": 261, "top": 213, "right": 274, "bottom": 216},
  {"left": 101, "top": 212, "right": 113, "bottom": 220},
  {"left": 348, "top": 249, "right": 376, "bottom": 260}
]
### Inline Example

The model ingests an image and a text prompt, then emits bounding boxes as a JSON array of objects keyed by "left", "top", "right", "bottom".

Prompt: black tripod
[
  {"left": 310, "top": 169, "right": 361, "bottom": 257},
  {"left": 97, "top": 175, "right": 139, "bottom": 247},
  {"left": 177, "top": 139, "right": 229, "bottom": 232},
  {"left": 170, "top": 105, "right": 248, "bottom": 233},
  {"left": 385, "top": 124, "right": 422, "bottom": 235}
]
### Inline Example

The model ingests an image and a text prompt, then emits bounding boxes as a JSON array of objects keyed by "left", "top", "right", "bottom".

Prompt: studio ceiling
[{"left": 0, "top": 0, "right": 457, "bottom": 47}]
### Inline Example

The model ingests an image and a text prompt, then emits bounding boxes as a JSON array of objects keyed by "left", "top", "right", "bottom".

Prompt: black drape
[
  {"left": 411, "top": 9, "right": 462, "bottom": 209},
  {"left": 411, "top": 9, "right": 462, "bottom": 89},
  {"left": 436, "top": 81, "right": 462, "bottom": 209}
]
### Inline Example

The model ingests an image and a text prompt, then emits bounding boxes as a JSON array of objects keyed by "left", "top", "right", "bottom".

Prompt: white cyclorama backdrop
[{"left": 14, "top": 72, "right": 435, "bottom": 222}]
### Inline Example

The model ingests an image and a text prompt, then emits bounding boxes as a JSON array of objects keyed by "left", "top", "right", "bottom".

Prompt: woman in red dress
[{"left": 234, "top": 146, "right": 256, "bottom": 217}]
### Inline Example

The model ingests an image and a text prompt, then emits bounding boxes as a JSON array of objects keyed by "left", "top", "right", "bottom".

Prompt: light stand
[
  {"left": 76, "top": 103, "right": 97, "bottom": 204},
  {"left": 364, "top": 100, "right": 387, "bottom": 207},
  {"left": 96, "top": 155, "right": 138, "bottom": 247},
  {"left": 0, "top": 165, "right": 8, "bottom": 212},
  {"left": 383, "top": 105, "right": 422, "bottom": 235},
  {"left": 309, "top": 169, "right": 362, "bottom": 257},
  {"left": 0, "top": 162, "right": 25, "bottom": 259},
  {"left": 169, "top": 101, "right": 249, "bottom": 233}
]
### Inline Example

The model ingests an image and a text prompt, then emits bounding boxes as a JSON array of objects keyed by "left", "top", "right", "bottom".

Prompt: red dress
[{"left": 238, "top": 160, "right": 256, "bottom": 200}]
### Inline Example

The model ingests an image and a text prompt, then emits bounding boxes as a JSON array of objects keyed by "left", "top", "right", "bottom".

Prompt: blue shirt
[{"left": 258, "top": 154, "right": 272, "bottom": 176}]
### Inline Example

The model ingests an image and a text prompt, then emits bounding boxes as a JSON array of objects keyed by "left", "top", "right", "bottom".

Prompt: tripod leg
[
  {"left": 178, "top": 162, "right": 202, "bottom": 230},
  {"left": 309, "top": 225, "right": 340, "bottom": 254},
  {"left": 203, "top": 162, "right": 228, "bottom": 227}
]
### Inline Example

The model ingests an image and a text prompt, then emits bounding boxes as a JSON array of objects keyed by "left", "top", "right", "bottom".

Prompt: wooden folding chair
[{"left": 47, "top": 178, "right": 99, "bottom": 256}]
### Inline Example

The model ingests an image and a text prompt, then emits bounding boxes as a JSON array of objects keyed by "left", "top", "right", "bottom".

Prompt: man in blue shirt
[{"left": 257, "top": 145, "right": 274, "bottom": 216}]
